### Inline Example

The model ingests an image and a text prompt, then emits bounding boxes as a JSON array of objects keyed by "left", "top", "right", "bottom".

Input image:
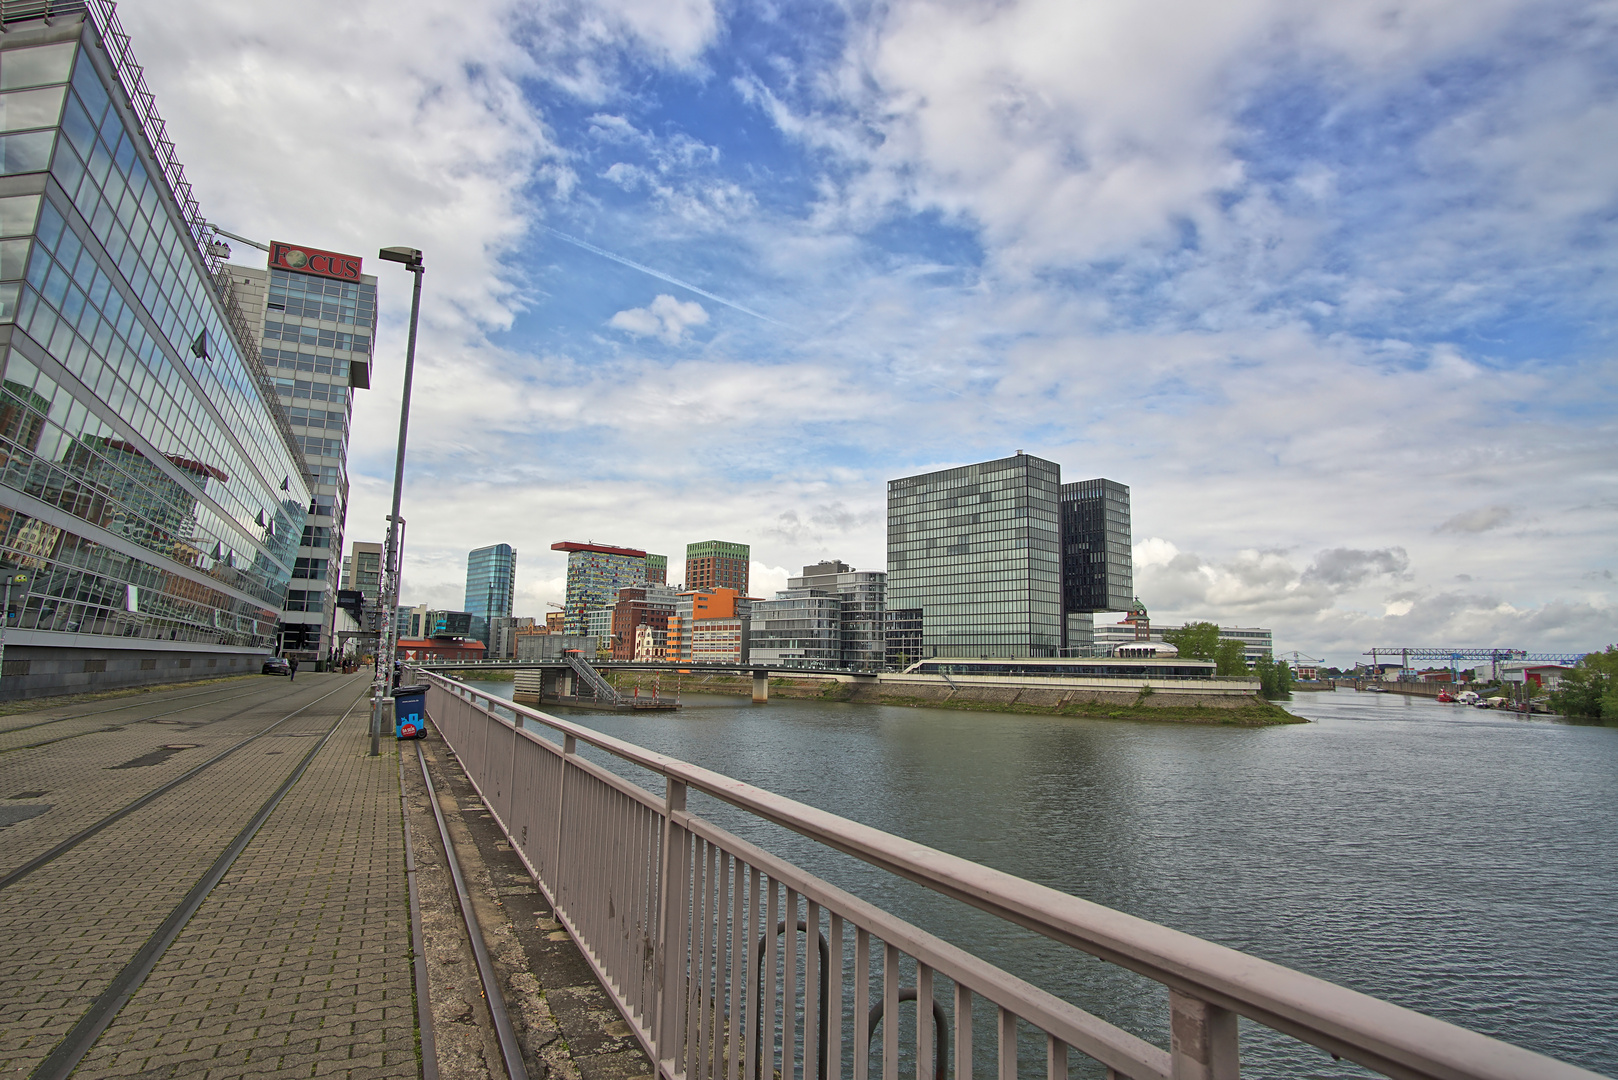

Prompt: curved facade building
[{"left": 0, "top": 13, "right": 309, "bottom": 695}]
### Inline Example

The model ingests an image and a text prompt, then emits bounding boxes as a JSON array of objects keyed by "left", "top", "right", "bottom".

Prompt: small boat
[
  {"left": 1456, "top": 690, "right": 1480, "bottom": 705},
  {"left": 1436, "top": 690, "right": 1455, "bottom": 703}
]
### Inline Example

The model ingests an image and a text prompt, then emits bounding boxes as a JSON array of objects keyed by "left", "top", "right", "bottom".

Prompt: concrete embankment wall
[
  {"left": 611, "top": 671, "right": 1261, "bottom": 710},
  {"left": 1325, "top": 679, "right": 1451, "bottom": 698}
]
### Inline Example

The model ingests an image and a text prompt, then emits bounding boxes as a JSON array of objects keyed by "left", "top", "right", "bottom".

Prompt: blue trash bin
[{"left": 393, "top": 684, "right": 429, "bottom": 739}]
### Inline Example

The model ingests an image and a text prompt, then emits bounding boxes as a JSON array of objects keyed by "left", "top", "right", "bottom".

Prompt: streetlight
[{"left": 371, "top": 245, "right": 424, "bottom": 757}]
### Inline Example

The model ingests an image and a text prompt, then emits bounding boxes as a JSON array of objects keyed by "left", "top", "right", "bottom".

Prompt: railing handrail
[{"left": 419, "top": 670, "right": 1606, "bottom": 1080}]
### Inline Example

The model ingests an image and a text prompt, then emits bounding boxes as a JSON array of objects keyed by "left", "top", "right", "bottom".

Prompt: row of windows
[
  {"left": 20, "top": 201, "right": 299, "bottom": 560},
  {"left": 291, "top": 557, "right": 327, "bottom": 579},
  {"left": 283, "top": 589, "right": 323, "bottom": 612},
  {"left": 295, "top": 434, "right": 344, "bottom": 458},
  {"left": 262, "top": 321, "right": 370, "bottom": 354},
  {"left": 272, "top": 376, "right": 348, "bottom": 404},
  {"left": 285, "top": 404, "right": 346, "bottom": 431},
  {"left": 51, "top": 51, "right": 305, "bottom": 512}
]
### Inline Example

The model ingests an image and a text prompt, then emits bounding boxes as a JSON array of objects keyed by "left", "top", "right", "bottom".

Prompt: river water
[{"left": 457, "top": 681, "right": 1618, "bottom": 1078}]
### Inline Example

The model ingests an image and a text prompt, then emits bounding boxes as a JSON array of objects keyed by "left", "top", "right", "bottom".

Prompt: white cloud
[
  {"left": 609, "top": 294, "right": 710, "bottom": 343},
  {"left": 1437, "top": 506, "right": 1515, "bottom": 534}
]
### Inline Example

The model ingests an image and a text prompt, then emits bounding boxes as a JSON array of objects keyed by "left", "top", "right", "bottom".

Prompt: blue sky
[{"left": 135, "top": 0, "right": 1615, "bottom": 664}]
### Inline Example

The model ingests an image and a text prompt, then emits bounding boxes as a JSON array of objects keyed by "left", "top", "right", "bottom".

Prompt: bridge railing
[{"left": 416, "top": 669, "right": 1602, "bottom": 1080}]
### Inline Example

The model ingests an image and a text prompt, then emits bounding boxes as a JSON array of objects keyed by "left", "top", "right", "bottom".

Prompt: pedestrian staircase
[{"left": 562, "top": 650, "right": 621, "bottom": 705}]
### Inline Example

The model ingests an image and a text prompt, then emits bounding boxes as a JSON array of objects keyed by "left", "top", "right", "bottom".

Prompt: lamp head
[{"left": 378, "top": 246, "right": 424, "bottom": 270}]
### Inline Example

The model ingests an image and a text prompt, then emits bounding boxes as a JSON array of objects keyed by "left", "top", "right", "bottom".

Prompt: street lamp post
[{"left": 371, "top": 245, "right": 424, "bottom": 757}]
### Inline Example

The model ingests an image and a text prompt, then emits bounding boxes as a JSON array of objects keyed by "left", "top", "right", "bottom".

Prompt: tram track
[
  {"left": 0, "top": 677, "right": 360, "bottom": 892},
  {"left": 0, "top": 675, "right": 270, "bottom": 737},
  {"left": 25, "top": 686, "right": 369, "bottom": 1080},
  {"left": 415, "top": 736, "right": 530, "bottom": 1080}
]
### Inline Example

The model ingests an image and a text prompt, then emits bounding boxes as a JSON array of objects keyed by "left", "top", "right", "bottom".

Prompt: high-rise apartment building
[
  {"left": 0, "top": 13, "right": 312, "bottom": 696},
  {"left": 463, "top": 542, "right": 515, "bottom": 646},
  {"left": 551, "top": 540, "right": 647, "bottom": 634},
  {"left": 1060, "top": 479, "right": 1132, "bottom": 623},
  {"left": 645, "top": 553, "right": 666, "bottom": 584},
  {"left": 887, "top": 453, "right": 1063, "bottom": 658},
  {"left": 228, "top": 241, "right": 375, "bottom": 662},
  {"left": 685, "top": 540, "right": 748, "bottom": 594}
]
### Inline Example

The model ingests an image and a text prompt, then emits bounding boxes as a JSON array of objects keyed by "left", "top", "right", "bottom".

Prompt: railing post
[
  {"left": 656, "top": 777, "right": 690, "bottom": 1077},
  {"left": 553, "top": 734, "right": 576, "bottom": 901},
  {"left": 1169, "top": 990, "right": 1239, "bottom": 1080}
]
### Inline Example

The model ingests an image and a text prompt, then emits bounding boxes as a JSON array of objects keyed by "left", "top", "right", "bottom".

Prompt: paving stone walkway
[{"left": 77, "top": 680, "right": 416, "bottom": 1079}]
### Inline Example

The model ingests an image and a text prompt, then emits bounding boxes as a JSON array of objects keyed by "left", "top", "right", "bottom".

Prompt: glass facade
[
  {"left": 1059, "top": 478, "right": 1133, "bottom": 616},
  {"left": 463, "top": 542, "right": 515, "bottom": 647},
  {"left": 0, "top": 25, "right": 308, "bottom": 662},
  {"left": 241, "top": 259, "right": 375, "bottom": 658},
  {"left": 748, "top": 589, "right": 842, "bottom": 667},
  {"left": 887, "top": 454, "right": 1062, "bottom": 658},
  {"left": 786, "top": 560, "right": 888, "bottom": 669}
]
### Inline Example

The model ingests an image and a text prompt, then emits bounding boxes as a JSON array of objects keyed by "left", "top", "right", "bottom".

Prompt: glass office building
[
  {"left": 463, "top": 542, "right": 515, "bottom": 646},
  {"left": 228, "top": 243, "right": 376, "bottom": 662},
  {"left": 1060, "top": 478, "right": 1133, "bottom": 616},
  {"left": 0, "top": 14, "right": 309, "bottom": 695},
  {"left": 887, "top": 454, "right": 1062, "bottom": 658}
]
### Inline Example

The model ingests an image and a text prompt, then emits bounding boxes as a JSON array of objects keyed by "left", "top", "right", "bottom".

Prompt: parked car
[{"left": 262, "top": 658, "right": 291, "bottom": 676}]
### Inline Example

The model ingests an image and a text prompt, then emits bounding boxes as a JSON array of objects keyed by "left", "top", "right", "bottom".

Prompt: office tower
[
  {"left": 1059, "top": 479, "right": 1132, "bottom": 637},
  {"left": 781, "top": 560, "right": 887, "bottom": 669},
  {"left": 463, "top": 542, "right": 516, "bottom": 646},
  {"left": 0, "top": 12, "right": 311, "bottom": 696},
  {"left": 645, "top": 553, "right": 666, "bottom": 584},
  {"left": 887, "top": 453, "right": 1062, "bottom": 658},
  {"left": 228, "top": 241, "right": 375, "bottom": 663},
  {"left": 551, "top": 540, "right": 647, "bottom": 634},
  {"left": 685, "top": 540, "right": 748, "bottom": 594},
  {"left": 748, "top": 589, "right": 842, "bottom": 667}
]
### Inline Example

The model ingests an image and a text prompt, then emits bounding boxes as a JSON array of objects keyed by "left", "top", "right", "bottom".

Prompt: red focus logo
[{"left": 270, "top": 241, "right": 363, "bottom": 281}]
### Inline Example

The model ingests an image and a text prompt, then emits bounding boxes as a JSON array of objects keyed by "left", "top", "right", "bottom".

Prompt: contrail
[{"left": 541, "top": 226, "right": 790, "bottom": 328}]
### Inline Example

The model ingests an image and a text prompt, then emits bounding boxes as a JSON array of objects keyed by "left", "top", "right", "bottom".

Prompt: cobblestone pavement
[
  {"left": 0, "top": 673, "right": 372, "bottom": 1077},
  {"left": 0, "top": 677, "right": 340, "bottom": 873},
  {"left": 77, "top": 680, "right": 416, "bottom": 1079}
]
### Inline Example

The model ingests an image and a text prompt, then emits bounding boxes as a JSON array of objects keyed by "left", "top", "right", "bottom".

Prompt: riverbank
[{"left": 600, "top": 671, "right": 1301, "bottom": 725}]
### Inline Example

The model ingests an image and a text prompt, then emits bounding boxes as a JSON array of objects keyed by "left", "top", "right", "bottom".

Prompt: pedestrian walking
[{"left": 289, "top": 657, "right": 299, "bottom": 682}]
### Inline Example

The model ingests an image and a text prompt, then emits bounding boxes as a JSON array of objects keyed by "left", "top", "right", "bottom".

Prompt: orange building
[{"left": 666, "top": 588, "right": 755, "bottom": 664}]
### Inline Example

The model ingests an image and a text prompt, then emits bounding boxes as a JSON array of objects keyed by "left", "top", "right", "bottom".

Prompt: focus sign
[{"left": 269, "top": 241, "right": 363, "bottom": 282}]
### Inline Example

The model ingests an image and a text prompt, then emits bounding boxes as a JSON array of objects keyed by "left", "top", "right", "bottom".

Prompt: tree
[
  {"left": 1549, "top": 645, "right": 1618, "bottom": 718},
  {"left": 1254, "top": 654, "right": 1295, "bottom": 699},
  {"left": 1214, "top": 638, "right": 1249, "bottom": 677},
  {"left": 1164, "top": 621, "right": 1221, "bottom": 660}
]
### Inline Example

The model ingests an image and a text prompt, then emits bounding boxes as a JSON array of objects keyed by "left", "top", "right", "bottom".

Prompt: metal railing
[{"left": 417, "top": 669, "right": 1605, "bottom": 1080}]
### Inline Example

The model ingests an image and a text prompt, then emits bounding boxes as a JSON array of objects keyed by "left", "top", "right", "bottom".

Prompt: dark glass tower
[{"left": 1059, "top": 478, "right": 1133, "bottom": 614}]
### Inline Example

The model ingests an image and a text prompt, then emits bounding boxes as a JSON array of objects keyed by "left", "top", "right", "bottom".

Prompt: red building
[
  {"left": 396, "top": 638, "right": 486, "bottom": 663},
  {"left": 610, "top": 587, "right": 674, "bottom": 661}
]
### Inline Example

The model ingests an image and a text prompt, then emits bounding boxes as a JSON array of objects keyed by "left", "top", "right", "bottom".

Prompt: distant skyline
[{"left": 133, "top": 0, "right": 1616, "bottom": 666}]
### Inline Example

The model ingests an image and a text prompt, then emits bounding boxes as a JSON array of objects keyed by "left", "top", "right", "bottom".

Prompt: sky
[{"left": 124, "top": 0, "right": 1616, "bottom": 666}]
